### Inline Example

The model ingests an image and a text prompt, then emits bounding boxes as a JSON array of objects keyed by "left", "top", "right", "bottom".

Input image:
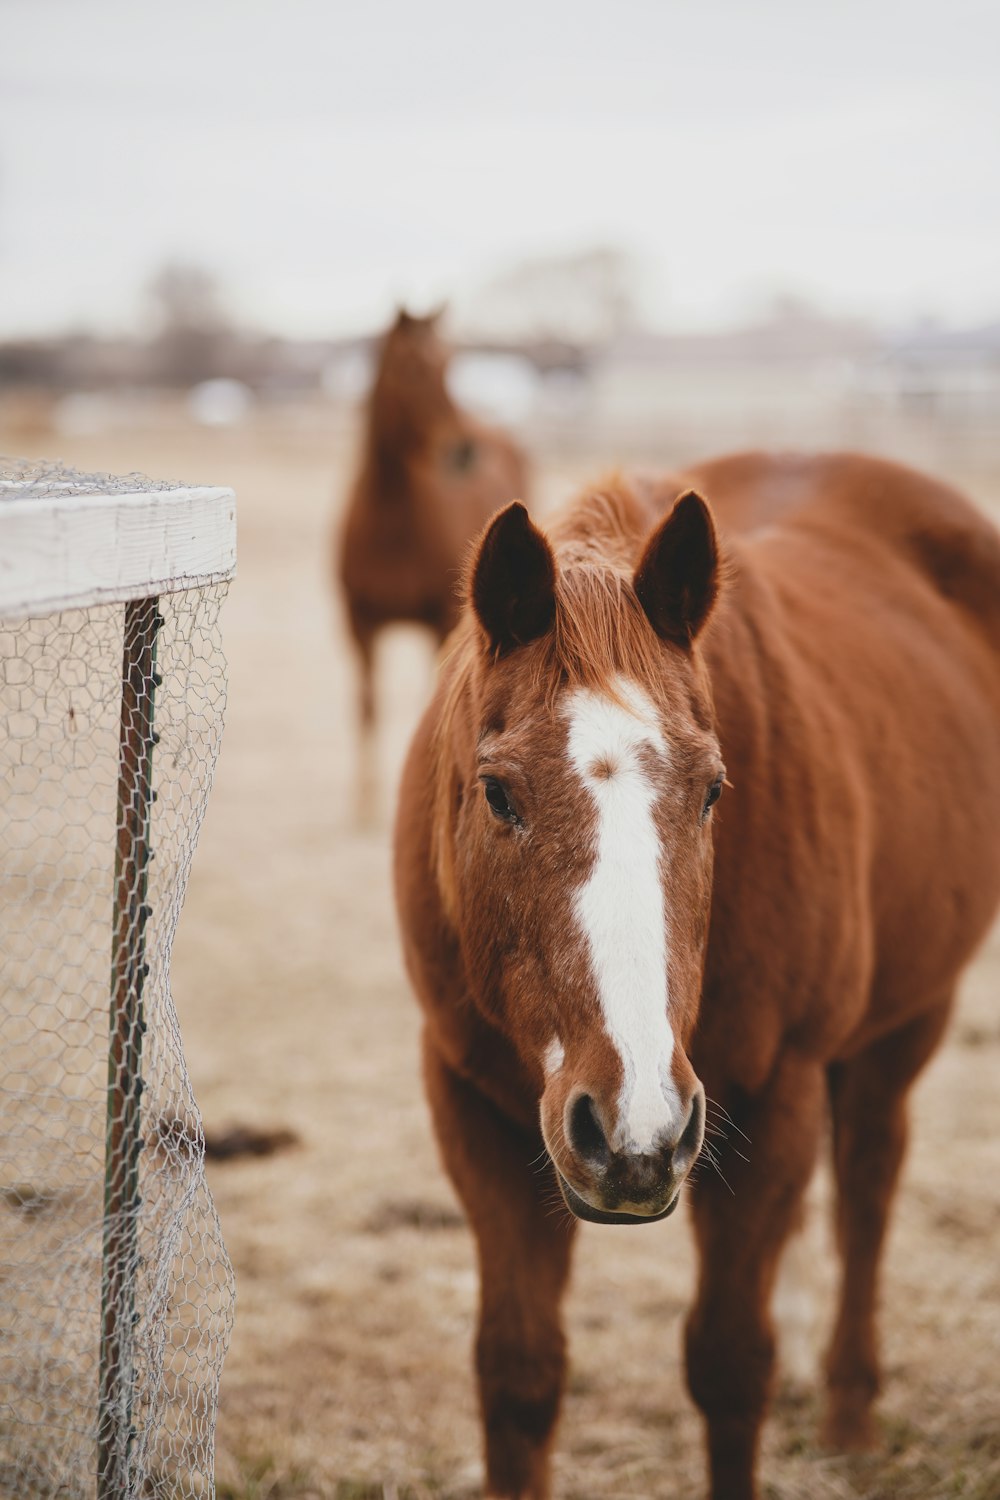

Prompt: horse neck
[
  {"left": 361, "top": 372, "right": 458, "bottom": 502},
  {"left": 369, "top": 353, "right": 456, "bottom": 441},
  {"left": 361, "top": 428, "right": 412, "bottom": 503}
]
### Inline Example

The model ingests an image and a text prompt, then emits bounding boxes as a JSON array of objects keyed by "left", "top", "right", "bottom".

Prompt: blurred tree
[{"left": 146, "top": 262, "right": 234, "bottom": 386}]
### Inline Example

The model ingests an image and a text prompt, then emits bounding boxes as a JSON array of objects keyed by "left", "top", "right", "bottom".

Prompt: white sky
[{"left": 2, "top": 0, "right": 999, "bottom": 338}]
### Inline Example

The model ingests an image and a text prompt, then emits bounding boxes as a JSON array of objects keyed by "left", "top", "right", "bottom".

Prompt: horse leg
[
  {"left": 686, "top": 1052, "right": 825, "bottom": 1500},
  {"left": 823, "top": 997, "right": 953, "bottom": 1451},
  {"left": 349, "top": 614, "right": 377, "bottom": 824},
  {"left": 423, "top": 1040, "right": 577, "bottom": 1500}
]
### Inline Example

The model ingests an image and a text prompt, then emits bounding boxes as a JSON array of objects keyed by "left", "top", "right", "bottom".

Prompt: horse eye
[
  {"left": 703, "top": 773, "right": 725, "bottom": 820},
  {"left": 482, "top": 776, "right": 518, "bottom": 823}
]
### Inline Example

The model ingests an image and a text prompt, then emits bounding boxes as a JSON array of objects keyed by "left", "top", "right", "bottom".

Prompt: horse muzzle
[
  {"left": 550, "top": 1084, "right": 706, "bottom": 1226},
  {"left": 556, "top": 1171, "right": 683, "bottom": 1225}
]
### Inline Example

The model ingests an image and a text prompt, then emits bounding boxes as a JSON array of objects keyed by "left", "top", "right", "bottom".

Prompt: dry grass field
[{"left": 3, "top": 400, "right": 999, "bottom": 1500}]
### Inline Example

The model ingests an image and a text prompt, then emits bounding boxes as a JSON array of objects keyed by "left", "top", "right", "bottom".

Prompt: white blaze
[{"left": 566, "top": 679, "right": 682, "bottom": 1154}]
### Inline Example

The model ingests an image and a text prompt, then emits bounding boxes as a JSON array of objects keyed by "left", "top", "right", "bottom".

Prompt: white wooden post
[{"left": 0, "top": 460, "right": 236, "bottom": 1500}]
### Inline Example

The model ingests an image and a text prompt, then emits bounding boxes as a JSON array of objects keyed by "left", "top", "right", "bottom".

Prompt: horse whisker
[{"left": 705, "top": 1096, "right": 751, "bottom": 1144}]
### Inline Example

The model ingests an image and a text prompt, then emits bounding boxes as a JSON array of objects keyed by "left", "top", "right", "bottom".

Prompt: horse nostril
[
  {"left": 678, "top": 1086, "right": 706, "bottom": 1164},
  {"left": 567, "top": 1093, "right": 610, "bottom": 1168}
]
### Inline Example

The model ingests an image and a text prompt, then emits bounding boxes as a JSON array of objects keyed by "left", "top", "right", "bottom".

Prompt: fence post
[{"left": 97, "top": 596, "right": 161, "bottom": 1499}]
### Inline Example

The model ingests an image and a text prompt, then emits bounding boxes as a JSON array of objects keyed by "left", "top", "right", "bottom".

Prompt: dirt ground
[{"left": 4, "top": 404, "right": 999, "bottom": 1500}]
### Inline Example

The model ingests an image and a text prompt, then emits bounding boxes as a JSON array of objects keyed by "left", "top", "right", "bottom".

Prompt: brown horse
[
  {"left": 337, "top": 308, "right": 528, "bottom": 818},
  {"left": 394, "top": 452, "right": 1000, "bottom": 1499}
]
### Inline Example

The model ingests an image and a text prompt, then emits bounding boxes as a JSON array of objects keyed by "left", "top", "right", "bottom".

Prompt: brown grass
[{"left": 3, "top": 399, "right": 998, "bottom": 1500}]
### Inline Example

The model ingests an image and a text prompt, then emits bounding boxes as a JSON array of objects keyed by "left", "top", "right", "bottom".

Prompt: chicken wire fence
[{"left": 0, "top": 460, "right": 236, "bottom": 1499}]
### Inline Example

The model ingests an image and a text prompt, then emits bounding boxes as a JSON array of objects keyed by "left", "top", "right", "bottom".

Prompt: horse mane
[{"left": 430, "top": 478, "right": 678, "bottom": 920}]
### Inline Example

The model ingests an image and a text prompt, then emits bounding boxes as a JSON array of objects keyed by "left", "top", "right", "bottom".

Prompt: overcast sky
[{"left": 3, "top": 0, "right": 999, "bottom": 338}]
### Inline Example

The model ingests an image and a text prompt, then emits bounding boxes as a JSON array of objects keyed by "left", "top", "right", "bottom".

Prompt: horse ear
[
  {"left": 471, "top": 502, "right": 556, "bottom": 654},
  {"left": 633, "top": 491, "right": 720, "bottom": 647}
]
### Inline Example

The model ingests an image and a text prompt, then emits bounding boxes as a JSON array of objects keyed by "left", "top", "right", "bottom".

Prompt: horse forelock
[{"left": 550, "top": 564, "right": 671, "bottom": 708}]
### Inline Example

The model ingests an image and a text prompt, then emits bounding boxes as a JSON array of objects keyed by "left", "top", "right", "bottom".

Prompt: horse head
[
  {"left": 436, "top": 492, "right": 723, "bottom": 1224},
  {"left": 370, "top": 306, "right": 452, "bottom": 448}
]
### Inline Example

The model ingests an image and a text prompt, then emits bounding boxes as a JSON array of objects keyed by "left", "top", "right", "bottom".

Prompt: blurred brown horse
[
  {"left": 338, "top": 309, "right": 528, "bottom": 818},
  {"left": 395, "top": 452, "right": 1000, "bottom": 1499}
]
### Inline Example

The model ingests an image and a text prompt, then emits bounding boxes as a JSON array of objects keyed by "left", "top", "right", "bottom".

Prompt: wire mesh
[
  {"left": 0, "top": 571, "right": 235, "bottom": 1498},
  {"left": 0, "top": 458, "right": 192, "bottom": 499}
]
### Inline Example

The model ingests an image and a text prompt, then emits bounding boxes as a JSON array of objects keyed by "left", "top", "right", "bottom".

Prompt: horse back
[{"left": 681, "top": 451, "right": 1000, "bottom": 643}]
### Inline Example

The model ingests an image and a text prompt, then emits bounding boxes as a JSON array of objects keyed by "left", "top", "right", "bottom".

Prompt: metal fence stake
[{"left": 98, "top": 597, "right": 160, "bottom": 1500}]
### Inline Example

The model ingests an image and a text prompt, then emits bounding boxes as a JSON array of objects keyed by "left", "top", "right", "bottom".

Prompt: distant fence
[
  {"left": 0, "top": 461, "right": 237, "bottom": 1499},
  {"left": 519, "top": 361, "right": 1000, "bottom": 488}
]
